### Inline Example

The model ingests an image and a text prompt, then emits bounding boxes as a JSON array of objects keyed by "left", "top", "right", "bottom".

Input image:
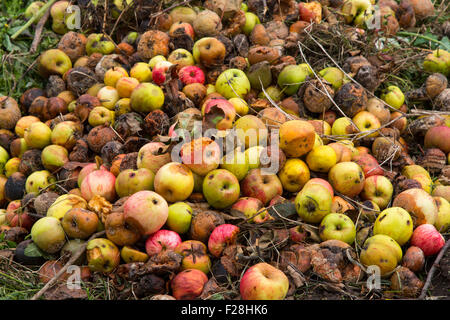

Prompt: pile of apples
[{"left": 0, "top": 0, "right": 449, "bottom": 300}]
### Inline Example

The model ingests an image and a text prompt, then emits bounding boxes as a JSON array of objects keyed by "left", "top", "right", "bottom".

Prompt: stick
[
  {"left": 11, "top": 0, "right": 58, "bottom": 39},
  {"left": 31, "top": 231, "right": 106, "bottom": 300},
  {"left": 30, "top": 9, "right": 51, "bottom": 54},
  {"left": 418, "top": 239, "right": 450, "bottom": 300}
]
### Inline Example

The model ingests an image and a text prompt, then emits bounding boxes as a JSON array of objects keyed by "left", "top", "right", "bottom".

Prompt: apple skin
[
  {"left": 123, "top": 190, "right": 169, "bottom": 236},
  {"left": 208, "top": 224, "right": 240, "bottom": 257},
  {"left": 411, "top": 224, "right": 445, "bottom": 256},
  {"left": 31, "top": 216, "right": 66, "bottom": 254},
  {"left": 62, "top": 208, "right": 99, "bottom": 239},
  {"left": 154, "top": 162, "right": 194, "bottom": 203},
  {"left": 166, "top": 202, "right": 193, "bottom": 234},
  {"left": 277, "top": 64, "right": 312, "bottom": 95},
  {"left": 137, "top": 142, "right": 171, "bottom": 174},
  {"left": 116, "top": 77, "right": 140, "bottom": 98},
  {"left": 328, "top": 161, "right": 365, "bottom": 197},
  {"left": 215, "top": 68, "right": 251, "bottom": 99},
  {"left": 180, "top": 137, "right": 221, "bottom": 176},
  {"left": 241, "top": 169, "right": 283, "bottom": 205},
  {"left": 295, "top": 183, "right": 332, "bottom": 223},
  {"left": 360, "top": 175, "right": 393, "bottom": 210},
  {"left": 360, "top": 234, "right": 403, "bottom": 276},
  {"left": 319, "top": 213, "right": 356, "bottom": 245},
  {"left": 203, "top": 169, "right": 240, "bottom": 209},
  {"left": 353, "top": 111, "right": 381, "bottom": 138},
  {"left": 38, "top": 49, "right": 72, "bottom": 77},
  {"left": 305, "top": 178, "right": 334, "bottom": 197},
  {"left": 234, "top": 115, "right": 268, "bottom": 149},
  {"left": 15, "top": 116, "right": 40, "bottom": 138},
  {"left": 373, "top": 207, "right": 413, "bottom": 245},
  {"left": 130, "top": 83, "right": 165, "bottom": 113},
  {"left": 240, "top": 263, "right": 289, "bottom": 300},
  {"left": 318, "top": 67, "right": 344, "bottom": 90},
  {"left": 115, "top": 168, "right": 155, "bottom": 198},
  {"left": 86, "top": 238, "right": 120, "bottom": 273},
  {"left": 145, "top": 229, "right": 182, "bottom": 256},
  {"left": 104, "top": 67, "right": 128, "bottom": 87},
  {"left": 81, "top": 170, "right": 116, "bottom": 202},
  {"left": 171, "top": 269, "right": 208, "bottom": 300}
]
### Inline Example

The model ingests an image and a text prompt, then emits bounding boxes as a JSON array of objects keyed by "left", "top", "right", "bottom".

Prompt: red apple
[
  {"left": 152, "top": 60, "right": 174, "bottom": 85},
  {"left": 145, "top": 229, "right": 182, "bottom": 256},
  {"left": 171, "top": 269, "right": 208, "bottom": 300},
  {"left": 178, "top": 66, "right": 205, "bottom": 85},
  {"left": 241, "top": 169, "right": 283, "bottom": 205},
  {"left": 410, "top": 224, "right": 445, "bottom": 256},
  {"left": 208, "top": 224, "right": 240, "bottom": 257}
]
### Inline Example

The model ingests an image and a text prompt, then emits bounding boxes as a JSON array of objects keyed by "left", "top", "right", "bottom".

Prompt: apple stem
[
  {"left": 11, "top": 0, "right": 58, "bottom": 40},
  {"left": 95, "top": 156, "right": 103, "bottom": 170}
]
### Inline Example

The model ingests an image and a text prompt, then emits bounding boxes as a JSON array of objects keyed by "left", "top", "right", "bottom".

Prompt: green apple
[
  {"left": 295, "top": 183, "right": 332, "bottom": 223},
  {"left": 38, "top": 49, "right": 72, "bottom": 77},
  {"left": 220, "top": 150, "right": 249, "bottom": 181},
  {"left": 0, "top": 146, "right": 9, "bottom": 175},
  {"left": 88, "top": 106, "right": 115, "bottom": 127},
  {"left": 380, "top": 85, "right": 405, "bottom": 109},
  {"left": 341, "top": 0, "right": 373, "bottom": 26},
  {"left": 168, "top": 48, "right": 195, "bottom": 68},
  {"left": 86, "top": 33, "right": 115, "bottom": 55},
  {"left": 31, "top": 216, "right": 66, "bottom": 253},
  {"left": 86, "top": 238, "right": 120, "bottom": 273},
  {"left": 4, "top": 157, "right": 20, "bottom": 177},
  {"left": 115, "top": 168, "right": 155, "bottom": 197},
  {"left": 41, "top": 145, "right": 69, "bottom": 172},
  {"left": 130, "top": 62, "right": 153, "bottom": 82},
  {"left": 24, "top": 122, "right": 52, "bottom": 149},
  {"left": 319, "top": 213, "right": 356, "bottom": 244},
  {"left": 242, "top": 12, "right": 260, "bottom": 35},
  {"left": 277, "top": 64, "right": 312, "bottom": 95},
  {"left": 25, "top": 170, "right": 56, "bottom": 194},
  {"left": 215, "top": 69, "right": 251, "bottom": 99},
  {"left": 373, "top": 207, "right": 413, "bottom": 246},
  {"left": 166, "top": 202, "right": 193, "bottom": 234},
  {"left": 130, "top": 83, "right": 165, "bottom": 112},
  {"left": 203, "top": 169, "right": 240, "bottom": 209},
  {"left": 318, "top": 67, "right": 345, "bottom": 90},
  {"left": 423, "top": 49, "right": 450, "bottom": 76},
  {"left": 360, "top": 234, "right": 402, "bottom": 276},
  {"left": 245, "top": 146, "right": 264, "bottom": 170},
  {"left": 258, "top": 85, "right": 284, "bottom": 102},
  {"left": 25, "top": 1, "right": 45, "bottom": 21},
  {"left": 241, "top": 2, "right": 248, "bottom": 12}
]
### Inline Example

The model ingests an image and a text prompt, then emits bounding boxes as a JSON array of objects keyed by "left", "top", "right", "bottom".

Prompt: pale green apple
[
  {"left": 319, "top": 213, "right": 356, "bottom": 244},
  {"left": 220, "top": 150, "right": 249, "bottom": 181},
  {"left": 166, "top": 202, "right": 193, "bottom": 234},
  {"left": 277, "top": 64, "right": 312, "bottom": 95},
  {"left": 215, "top": 69, "right": 251, "bottom": 99}
]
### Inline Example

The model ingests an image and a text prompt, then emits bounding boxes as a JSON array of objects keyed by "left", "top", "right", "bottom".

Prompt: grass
[{"left": 0, "top": 0, "right": 59, "bottom": 99}]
